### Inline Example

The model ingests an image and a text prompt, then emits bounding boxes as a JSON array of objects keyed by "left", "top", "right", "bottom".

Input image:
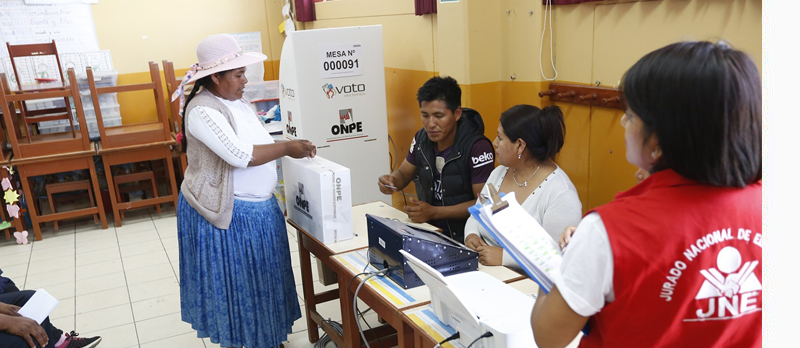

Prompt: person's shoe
[{"left": 54, "top": 330, "right": 102, "bottom": 348}]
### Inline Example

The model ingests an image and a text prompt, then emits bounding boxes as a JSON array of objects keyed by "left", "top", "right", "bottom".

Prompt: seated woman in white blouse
[{"left": 464, "top": 104, "right": 582, "bottom": 270}]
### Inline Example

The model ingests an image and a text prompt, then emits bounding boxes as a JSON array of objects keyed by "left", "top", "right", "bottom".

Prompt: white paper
[
  {"left": 17, "top": 289, "right": 59, "bottom": 324},
  {"left": 477, "top": 191, "right": 563, "bottom": 292},
  {"left": 318, "top": 42, "right": 363, "bottom": 79}
]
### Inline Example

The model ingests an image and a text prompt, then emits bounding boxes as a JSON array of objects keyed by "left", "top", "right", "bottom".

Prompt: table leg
[
  {"left": 298, "top": 231, "right": 320, "bottom": 343},
  {"left": 338, "top": 267, "right": 361, "bottom": 348}
]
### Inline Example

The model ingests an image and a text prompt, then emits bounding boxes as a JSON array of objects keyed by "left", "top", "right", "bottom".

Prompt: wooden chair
[
  {"left": 114, "top": 170, "right": 160, "bottom": 220},
  {"left": 85, "top": 62, "right": 179, "bottom": 227},
  {"left": 6, "top": 40, "right": 76, "bottom": 142},
  {"left": 161, "top": 60, "right": 188, "bottom": 175},
  {"left": 0, "top": 70, "right": 108, "bottom": 241},
  {"left": 46, "top": 180, "right": 98, "bottom": 230}
]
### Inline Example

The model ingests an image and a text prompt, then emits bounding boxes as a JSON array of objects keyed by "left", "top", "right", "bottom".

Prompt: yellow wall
[
  {"left": 89, "top": 0, "right": 761, "bottom": 212},
  {"left": 91, "top": 0, "right": 285, "bottom": 124},
  {"left": 550, "top": 0, "right": 762, "bottom": 211}
]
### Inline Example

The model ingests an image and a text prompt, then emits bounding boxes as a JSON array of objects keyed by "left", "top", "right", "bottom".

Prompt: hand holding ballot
[{"left": 468, "top": 183, "right": 563, "bottom": 293}]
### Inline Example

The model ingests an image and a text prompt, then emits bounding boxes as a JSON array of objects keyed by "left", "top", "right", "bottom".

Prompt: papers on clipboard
[{"left": 468, "top": 184, "right": 563, "bottom": 293}]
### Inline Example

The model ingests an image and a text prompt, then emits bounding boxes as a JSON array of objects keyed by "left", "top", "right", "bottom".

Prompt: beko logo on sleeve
[{"left": 471, "top": 152, "right": 494, "bottom": 168}]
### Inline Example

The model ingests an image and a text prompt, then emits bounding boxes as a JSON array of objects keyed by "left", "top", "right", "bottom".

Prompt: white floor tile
[
  {"left": 53, "top": 314, "right": 75, "bottom": 334},
  {"left": 89, "top": 322, "right": 140, "bottom": 348},
  {"left": 24, "top": 267, "right": 75, "bottom": 289},
  {"left": 115, "top": 220, "right": 157, "bottom": 236},
  {"left": 76, "top": 271, "right": 127, "bottom": 296},
  {"left": 128, "top": 277, "right": 180, "bottom": 303},
  {"left": 284, "top": 330, "right": 315, "bottom": 348},
  {"left": 119, "top": 239, "right": 167, "bottom": 258},
  {"left": 117, "top": 229, "right": 160, "bottom": 247},
  {"left": 135, "top": 312, "right": 194, "bottom": 344},
  {"left": 76, "top": 303, "right": 134, "bottom": 333},
  {"left": 122, "top": 250, "right": 170, "bottom": 271},
  {"left": 139, "top": 331, "right": 206, "bottom": 348},
  {"left": 27, "top": 254, "right": 75, "bottom": 276},
  {"left": 28, "top": 245, "right": 75, "bottom": 263},
  {"left": 2, "top": 263, "right": 29, "bottom": 280},
  {"left": 75, "top": 258, "right": 124, "bottom": 280},
  {"left": 125, "top": 262, "right": 176, "bottom": 285},
  {"left": 75, "top": 247, "right": 121, "bottom": 267},
  {"left": 51, "top": 296, "right": 75, "bottom": 320},
  {"left": 36, "top": 281, "right": 76, "bottom": 300},
  {"left": 131, "top": 293, "right": 182, "bottom": 321},
  {"left": 75, "top": 286, "right": 130, "bottom": 314}
]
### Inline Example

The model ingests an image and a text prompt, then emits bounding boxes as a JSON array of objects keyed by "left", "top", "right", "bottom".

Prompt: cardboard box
[
  {"left": 283, "top": 156, "right": 353, "bottom": 244},
  {"left": 317, "top": 258, "right": 338, "bottom": 286}
]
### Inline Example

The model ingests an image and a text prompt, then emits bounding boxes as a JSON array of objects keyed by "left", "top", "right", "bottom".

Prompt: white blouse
[
  {"left": 464, "top": 165, "right": 583, "bottom": 271},
  {"left": 186, "top": 96, "right": 277, "bottom": 201}
]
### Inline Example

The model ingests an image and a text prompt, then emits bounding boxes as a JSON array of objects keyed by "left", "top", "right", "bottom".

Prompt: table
[
  {"left": 288, "top": 201, "right": 525, "bottom": 347},
  {"left": 401, "top": 278, "right": 583, "bottom": 348},
  {"left": 331, "top": 248, "right": 525, "bottom": 348},
  {"left": 289, "top": 201, "right": 438, "bottom": 345}
]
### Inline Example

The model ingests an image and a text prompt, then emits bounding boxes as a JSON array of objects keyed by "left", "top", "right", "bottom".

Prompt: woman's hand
[
  {"left": 464, "top": 234, "right": 487, "bottom": 251},
  {"left": 559, "top": 226, "right": 577, "bottom": 249},
  {"left": 285, "top": 140, "right": 316, "bottom": 159},
  {"left": 476, "top": 245, "right": 503, "bottom": 266},
  {"left": 1, "top": 315, "right": 49, "bottom": 348},
  {"left": 0, "top": 302, "right": 20, "bottom": 316}
]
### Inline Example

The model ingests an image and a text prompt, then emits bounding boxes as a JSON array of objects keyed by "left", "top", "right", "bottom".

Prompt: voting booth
[{"left": 279, "top": 25, "right": 390, "bottom": 205}]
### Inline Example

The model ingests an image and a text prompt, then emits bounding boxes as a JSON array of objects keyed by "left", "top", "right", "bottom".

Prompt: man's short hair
[{"left": 416, "top": 76, "right": 462, "bottom": 112}]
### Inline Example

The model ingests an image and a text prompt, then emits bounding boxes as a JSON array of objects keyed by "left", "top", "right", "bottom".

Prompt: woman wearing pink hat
[{"left": 173, "top": 33, "right": 315, "bottom": 348}]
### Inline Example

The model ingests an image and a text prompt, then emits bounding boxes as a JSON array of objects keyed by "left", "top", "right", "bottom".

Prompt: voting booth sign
[
  {"left": 279, "top": 25, "right": 390, "bottom": 205},
  {"left": 283, "top": 156, "right": 353, "bottom": 245}
]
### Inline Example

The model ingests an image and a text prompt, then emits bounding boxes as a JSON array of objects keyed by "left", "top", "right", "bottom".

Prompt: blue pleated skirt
[{"left": 177, "top": 193, "right": 300, "bottom": 348}]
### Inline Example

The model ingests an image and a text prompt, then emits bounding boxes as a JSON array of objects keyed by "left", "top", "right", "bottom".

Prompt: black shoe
[{"left": 56, "top": 330, "right": 102, "bottom": 348}]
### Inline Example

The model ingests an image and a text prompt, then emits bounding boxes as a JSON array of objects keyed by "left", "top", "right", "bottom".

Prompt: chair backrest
[
  {"left": 0, "top": 69, "right": 92, "bottom": 158},
  {"left": 85, "top": 61, "right": 172, "bottom": 150},
  {"left": 6, "top": 40, "right": 65, "bottom": 88},
  {"left": 161, "top": 60, "right": 183, "bottom": 134}
]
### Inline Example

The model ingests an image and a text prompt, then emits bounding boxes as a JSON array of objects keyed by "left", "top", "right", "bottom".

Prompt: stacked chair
[
  {"left": 161, "top": 60, "right": 189, "bottom": 175},
  {"left": 85, "top": 62, "right": 179, "bottom": 228},
  {"left": 0, "top": 68, "right": 108, "bottom": 241},
  {"left": 0, "top": 43, "right": 195, "bottom": 239}
]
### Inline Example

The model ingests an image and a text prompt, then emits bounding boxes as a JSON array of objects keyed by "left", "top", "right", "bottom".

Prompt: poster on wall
[{"left": 0, "top": 0, "right": 99, "bottom": 57}]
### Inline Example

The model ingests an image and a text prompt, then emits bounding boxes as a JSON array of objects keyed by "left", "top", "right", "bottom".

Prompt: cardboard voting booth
[
  {"left": 279, "top": 25, "right": 390, "bottom": 205},
  {"left": 283, "top": 156, "right": 353, "bottom": 244}
]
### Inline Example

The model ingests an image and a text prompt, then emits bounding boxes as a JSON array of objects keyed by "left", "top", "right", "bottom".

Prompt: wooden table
[
  {"left": 330, "top": 248, "right": 524, "bottom": 348},
  {"left": 288, "top": 201, "right": 435, "bottom": 346},
  {"left": 400, "top": 278, "right": 583, "bottom": 348}
]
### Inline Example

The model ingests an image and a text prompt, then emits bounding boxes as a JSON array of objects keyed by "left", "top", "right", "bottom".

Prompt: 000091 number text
[{"left": 323, "top": 59, "right": 359, "bottom": 71}]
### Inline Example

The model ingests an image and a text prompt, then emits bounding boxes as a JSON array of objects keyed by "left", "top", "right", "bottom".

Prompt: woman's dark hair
[
  {"left": 180, "top": 70, "right": 230, "bottom": 153},
  {"left": 621, "top": 41, "right": 761, "bottom": 187},
  {"left": 500, "top": 104, "right": 565, "bottom": 162},
  {"left": 416, "top": 76, "right": 462, "bottom": 112}
]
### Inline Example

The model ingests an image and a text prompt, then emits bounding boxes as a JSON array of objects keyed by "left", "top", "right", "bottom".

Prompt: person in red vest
[{"left": 530, "top": 41, "right": 762, "bottom": 348}]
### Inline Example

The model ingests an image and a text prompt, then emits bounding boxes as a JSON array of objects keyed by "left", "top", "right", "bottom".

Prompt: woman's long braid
[{"left": 180, "top": 82, "right": 203, "bottom": 153}]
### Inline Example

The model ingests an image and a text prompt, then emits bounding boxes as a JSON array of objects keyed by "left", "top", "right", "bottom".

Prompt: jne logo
[
  {"left": 693, "top": 246, "right": 761, "bottom": 320},
  {"left": 471, "top": 152, "right": 494, "bottom": 168}
]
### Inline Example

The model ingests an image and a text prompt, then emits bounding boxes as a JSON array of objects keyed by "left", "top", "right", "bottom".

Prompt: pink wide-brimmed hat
[{"left": 171, "top": 33, "right": 267, "bottom": 104}]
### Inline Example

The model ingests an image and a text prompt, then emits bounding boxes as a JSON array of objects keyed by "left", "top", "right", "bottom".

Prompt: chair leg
[
  {"left": 17, "top": 171, "right": 42, "bottom": 241},
  {"left": 102, "top": 157, "right": 122, "bottom": 228},
  {"left": 115, "top": 181, "right": 125, "bottom": 221},
  {"left": 86, "top": 183, "right": 98, "bottom": 224},
  {"left": 149, "top": 172, "right": 161, "bottom": 215},
  {"left": 166, "top": 149, "right": 180, "bottom": 209},
  {"left": 87, "top": 157, "right": 108, "bottom": 230},
  {"left": 46, "top": 186, "right": 59, "bottom": 230}
]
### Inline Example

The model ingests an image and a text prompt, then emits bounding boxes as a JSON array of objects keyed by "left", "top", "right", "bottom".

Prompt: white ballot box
[
  {"left": 279, "top": 25, "right": 390, "bottom": 205},
  {"left": 283, "top": 156, "right": 353, "bottom": 244}
]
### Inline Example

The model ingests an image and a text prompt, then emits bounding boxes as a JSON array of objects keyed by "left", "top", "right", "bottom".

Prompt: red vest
[{"left": 580, "top": 170, "right": 762, "bottom": 348}]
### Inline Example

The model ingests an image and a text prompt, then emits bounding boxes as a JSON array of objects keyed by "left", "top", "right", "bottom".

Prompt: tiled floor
[{"left": 0, "top": 207, "right": 383, "bottom": 348}]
